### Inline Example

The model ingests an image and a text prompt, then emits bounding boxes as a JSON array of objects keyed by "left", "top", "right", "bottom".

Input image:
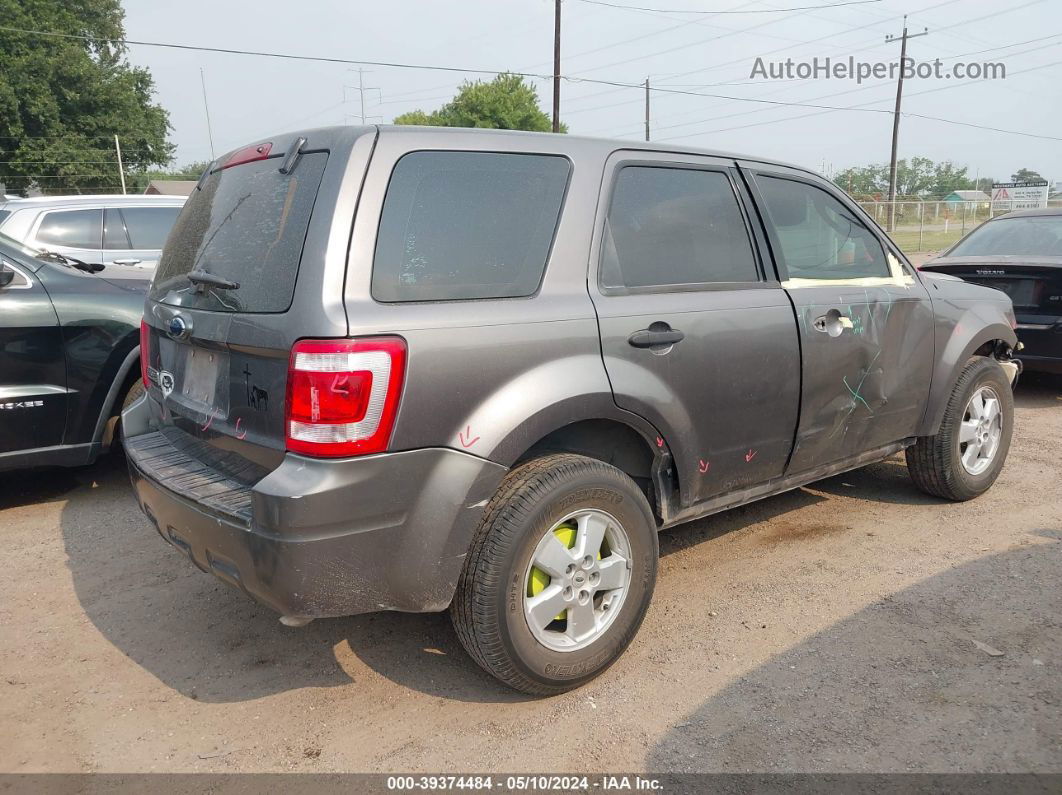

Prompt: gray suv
[{"left": 123, "top": 126, "right": 1021, "bottom": 694}]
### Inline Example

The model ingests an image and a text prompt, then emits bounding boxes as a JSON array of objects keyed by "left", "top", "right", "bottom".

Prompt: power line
[
  {"left": 574, "top": 0, "right": 883, "bottom": 14},
  {"left": 3, "top": 18, "right": 1059, "bottom": 151},
  {"left": 652, "top": 57, "right": 1062, "bottom": 142},
  {"left": 584, "top": 4, "right": 1051, "bottom": 136}
]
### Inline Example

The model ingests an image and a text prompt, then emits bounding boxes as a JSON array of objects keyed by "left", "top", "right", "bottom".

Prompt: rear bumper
[
  {"left": 1016, "top": 321, "right": 1062, "bottom": 374},
  {"left": 123, "top": 396, "right": 507, "bottom": 618}
]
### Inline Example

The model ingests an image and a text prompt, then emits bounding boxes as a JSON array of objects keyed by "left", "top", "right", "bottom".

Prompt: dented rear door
[{"left": 743, "top": 164, "right": 934, "bottom": 473}]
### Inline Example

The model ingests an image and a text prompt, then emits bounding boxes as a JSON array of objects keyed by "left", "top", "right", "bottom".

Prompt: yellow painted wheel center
[{"left": 527, "top": 522, "right": 602, "bottom": 622}]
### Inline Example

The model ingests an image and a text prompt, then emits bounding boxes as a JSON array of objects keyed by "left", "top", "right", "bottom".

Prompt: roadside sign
[{"left": 991, "top": 180, "right": 1049, "bottom": 211}]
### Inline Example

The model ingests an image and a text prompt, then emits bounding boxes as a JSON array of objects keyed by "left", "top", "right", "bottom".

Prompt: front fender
[{"left": 918, "top": 293, "right": 1017, "bottom": 436}]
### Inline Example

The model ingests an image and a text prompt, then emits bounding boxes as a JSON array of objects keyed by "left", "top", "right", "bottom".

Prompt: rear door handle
[
  {"left": 628, "top": 327, "right": 685, "bottom": 349},
  {"left": 112, "top": 258, "right": 142, "bottom": 266}
]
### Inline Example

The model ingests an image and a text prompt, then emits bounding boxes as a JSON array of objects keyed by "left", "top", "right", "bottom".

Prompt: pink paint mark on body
[
  {"left": 698, "top": 459, "right": 710, "bottom": 474},
  {"left": 655, "top": 436, "right": 664, "bottom": 448},
  {"left": 744, "top": 449, "right": 757, "bottom": 463},
  {"left": 458, "top": 426, "right": 480, "bottom": 449},
  {"left": 235, "top": 417, "right": 247, "bottom": 440},
  {"left": 201, "top": 411, "right": 215, "bottom": 432}
]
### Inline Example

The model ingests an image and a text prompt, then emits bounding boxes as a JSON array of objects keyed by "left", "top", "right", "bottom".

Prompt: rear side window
[
  {"left": 0, "top": 210, "right": 10, "bottom": 226},
  {"left": 150, "top": 153, "right": 328, "bottom": 312},
  {"left": 757, "top": 176, "right": 889, "bottom": 280},
  {"left": 104, "top": 206, "right": 182, "bottom": 250},
  {"left": 602, "top": 166, "right": 759, "bottom": 290},
  {"left": 372, "top": 151, "right": 571, "bottom": 302},
  {"left": 36, "top": 209, "right": 102, "bottom": 250}
]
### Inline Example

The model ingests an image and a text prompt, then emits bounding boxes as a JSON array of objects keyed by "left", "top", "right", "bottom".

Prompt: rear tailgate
[
  {"left": 138, "top": 127, "right": 375, "bottom": 485},
  {"left": 920, "top": 257, "right": 1062, "bottom": 320}
]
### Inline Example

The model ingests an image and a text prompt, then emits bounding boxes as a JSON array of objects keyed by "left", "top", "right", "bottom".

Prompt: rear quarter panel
[{"left": 343, "top": 129, "right": 657, "bottom": 465}]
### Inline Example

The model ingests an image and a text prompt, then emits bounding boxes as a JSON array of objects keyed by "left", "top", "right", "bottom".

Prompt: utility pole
[
  {"left": 200, "top": 68, "right": 216, "bottom": 161},
  {"left": 644, "top": 77, "right": 650, "bottom": 141},
  {"left": 344, "top": 68, "right": 382, "bottom": 125},
  {"left": 553, "top": 0, "right": 561, "bottom": 133},
  {"left": 885, "top": 16, "right": 928, "bottom": 231},
  {"left": 114, "top": 135, "right": 126, "bottom": 195}
]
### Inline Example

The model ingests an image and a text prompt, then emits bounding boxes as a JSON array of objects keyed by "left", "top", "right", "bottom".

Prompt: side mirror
[{"left": 0, "top": 268, "right": 14, "bottom": 288}]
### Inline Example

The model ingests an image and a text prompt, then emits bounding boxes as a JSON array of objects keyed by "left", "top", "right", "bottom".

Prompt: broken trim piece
[{"left": 781, "top": 252, "right": 915, "bottom": 289}]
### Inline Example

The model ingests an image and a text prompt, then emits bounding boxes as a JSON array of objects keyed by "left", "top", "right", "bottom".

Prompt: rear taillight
[
  {"left": 285, "top": 337, "right": 406, "bottom": 457},
  {"left": 139, "top": 320, "right": 150, "bottom": 387}
]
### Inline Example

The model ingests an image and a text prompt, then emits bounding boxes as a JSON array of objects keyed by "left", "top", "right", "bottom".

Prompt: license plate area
[
  {"left": 182, "top": 346, "right": 221, "bottom": 405},
  {"left": 158, "top": 342, "right": 229, "bottom": 416},
  {"left": 968, "top": 278, "right": 1036, "bottom": 308}
]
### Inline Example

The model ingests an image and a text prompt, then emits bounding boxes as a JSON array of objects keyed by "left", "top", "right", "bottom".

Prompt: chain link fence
[
  {"left": 856, "top": 200, "right": 995, "bottom": 254},
  {"left": 857, "top": 199, "right": 1062, "bottom": 254}
]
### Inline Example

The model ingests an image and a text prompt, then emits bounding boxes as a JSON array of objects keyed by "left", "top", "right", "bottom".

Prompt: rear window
[
  {"left": 949, "top": 215, "right": 1062, "bottom": 258},
  {"left": 372, "top": 151, "right": 571, "bottom": 302},
  {"left": 150, "top": 152, "right": 328, "bottom": 312}
]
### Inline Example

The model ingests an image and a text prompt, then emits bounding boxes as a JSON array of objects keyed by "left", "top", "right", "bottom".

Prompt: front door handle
[
  {"left": 112, "top": 258, "right": 142, "bottom": 266},
  {"left": 813, "top": 312, "right": 854, "bottom": 336},
  {"left": 628, "top": 325, "right": 685, "bottom": 349}
]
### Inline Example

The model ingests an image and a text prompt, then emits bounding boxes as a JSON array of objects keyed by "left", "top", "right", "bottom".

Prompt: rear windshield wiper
[
  {"left": 34, "top": 250, "right": 103, "bottom": 273},
  {"left": 187, "top": 269, "right": 240, "bottom": 291}
]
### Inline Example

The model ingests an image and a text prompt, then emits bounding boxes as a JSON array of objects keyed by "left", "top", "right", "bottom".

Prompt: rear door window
[
  {"left": 601, "top": 165, "right": 760, "bottom": 290},
  {"left": 35, "top": 209, "right": 103, "bottom": 250},
  {"left": 121, "top": 206, "right": 182, "bottom": 249},
  {"left": 372, "top": 151, "right": 571, "bottom": 302},
  {"left": 150, "top": 152, "right": 328, "bottom": 312}
]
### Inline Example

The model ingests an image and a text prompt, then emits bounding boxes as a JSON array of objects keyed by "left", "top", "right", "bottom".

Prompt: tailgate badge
[
  {"left": 158, "top": 370, "right": 175, "bottom": 397},
  {"left": 976, "top": 269, "right": 1005, "bottom": 275},
  {"left": 167, "top": 314, "right": 190, "bottom": 340}
]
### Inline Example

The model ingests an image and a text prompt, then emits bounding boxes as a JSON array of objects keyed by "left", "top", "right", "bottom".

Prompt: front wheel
[
  {"left": 451, "top": 454, "right": 658, "bottom": 695},
  {"left": 906, "top": 356, "right": 1014, "bottom": 501}
]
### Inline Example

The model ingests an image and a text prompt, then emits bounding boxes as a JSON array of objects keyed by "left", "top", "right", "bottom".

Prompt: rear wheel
[
  {"left": 451, "top": 454, "right": 658, "bottom": 695},
  {"left": 906, "top": 356, "right": 1014, "bottom": 501}
]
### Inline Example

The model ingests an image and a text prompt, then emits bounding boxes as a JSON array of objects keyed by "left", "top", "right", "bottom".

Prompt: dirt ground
[{"left": 1, "top": 376, "right": 1059, "bottom": 775}]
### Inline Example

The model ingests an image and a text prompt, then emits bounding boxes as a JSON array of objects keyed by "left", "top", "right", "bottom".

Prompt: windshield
[
  {"left": 149, "top": 152, "right": 328, "bottom": 312},
  {"left": 949, "top": 215, "right": 1062, "bottom": 258}
]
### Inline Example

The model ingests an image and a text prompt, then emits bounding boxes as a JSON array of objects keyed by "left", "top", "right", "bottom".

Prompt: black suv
[{"left": 0, "top": 233, "right": 145, "bottom": 471}]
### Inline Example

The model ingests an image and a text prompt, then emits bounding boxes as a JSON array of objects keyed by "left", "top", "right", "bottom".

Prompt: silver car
[{"left": 0, "top": 194, "right": 185, "bottom": 281}]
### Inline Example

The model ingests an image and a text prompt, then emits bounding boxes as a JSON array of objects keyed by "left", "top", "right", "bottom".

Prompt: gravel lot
[{"left": 1, "top": 376, "right": 1059, "bottom": 774}]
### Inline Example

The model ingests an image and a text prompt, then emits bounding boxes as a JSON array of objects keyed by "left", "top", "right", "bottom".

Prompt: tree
[
  {"left": 1010, "top": 167, "right": 1044, "bottom": 183},
  {"left": 927, "top": 161, "right": 972, "bottom": 197},
  {"left": 394, "top": 73, "right": 565, "bottom": 132},
  {"left": 0, "top": 0, "right": 173, "bottom": 195},
  {"left": 127, "top": 160, "right": 210, "bottom": 193},
  {"left": 835, "top": 156, "right": 976, "bottom": 198}
]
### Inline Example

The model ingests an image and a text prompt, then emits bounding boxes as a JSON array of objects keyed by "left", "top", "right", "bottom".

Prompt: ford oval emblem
[{"left": 168, "top": 315, "right": 188, "bottom": 339}]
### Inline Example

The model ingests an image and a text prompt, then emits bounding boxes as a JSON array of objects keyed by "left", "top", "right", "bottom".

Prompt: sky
[{"left": 120, "top": 0, "right": 1061, "bottom": 184}]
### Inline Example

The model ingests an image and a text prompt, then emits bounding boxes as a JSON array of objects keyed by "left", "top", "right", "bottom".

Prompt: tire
[
  {"left": 906, "top": 356, "right": 1014, "bottom": 501},
  {"left": 121, "top": 378, "right": 146, "bottom": 411},
  {"left": 451, "top": 453, "right": 658, "bottom": 695},
  {"left": 115, "top": 378, "right": 146, "bottom": 444}
]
